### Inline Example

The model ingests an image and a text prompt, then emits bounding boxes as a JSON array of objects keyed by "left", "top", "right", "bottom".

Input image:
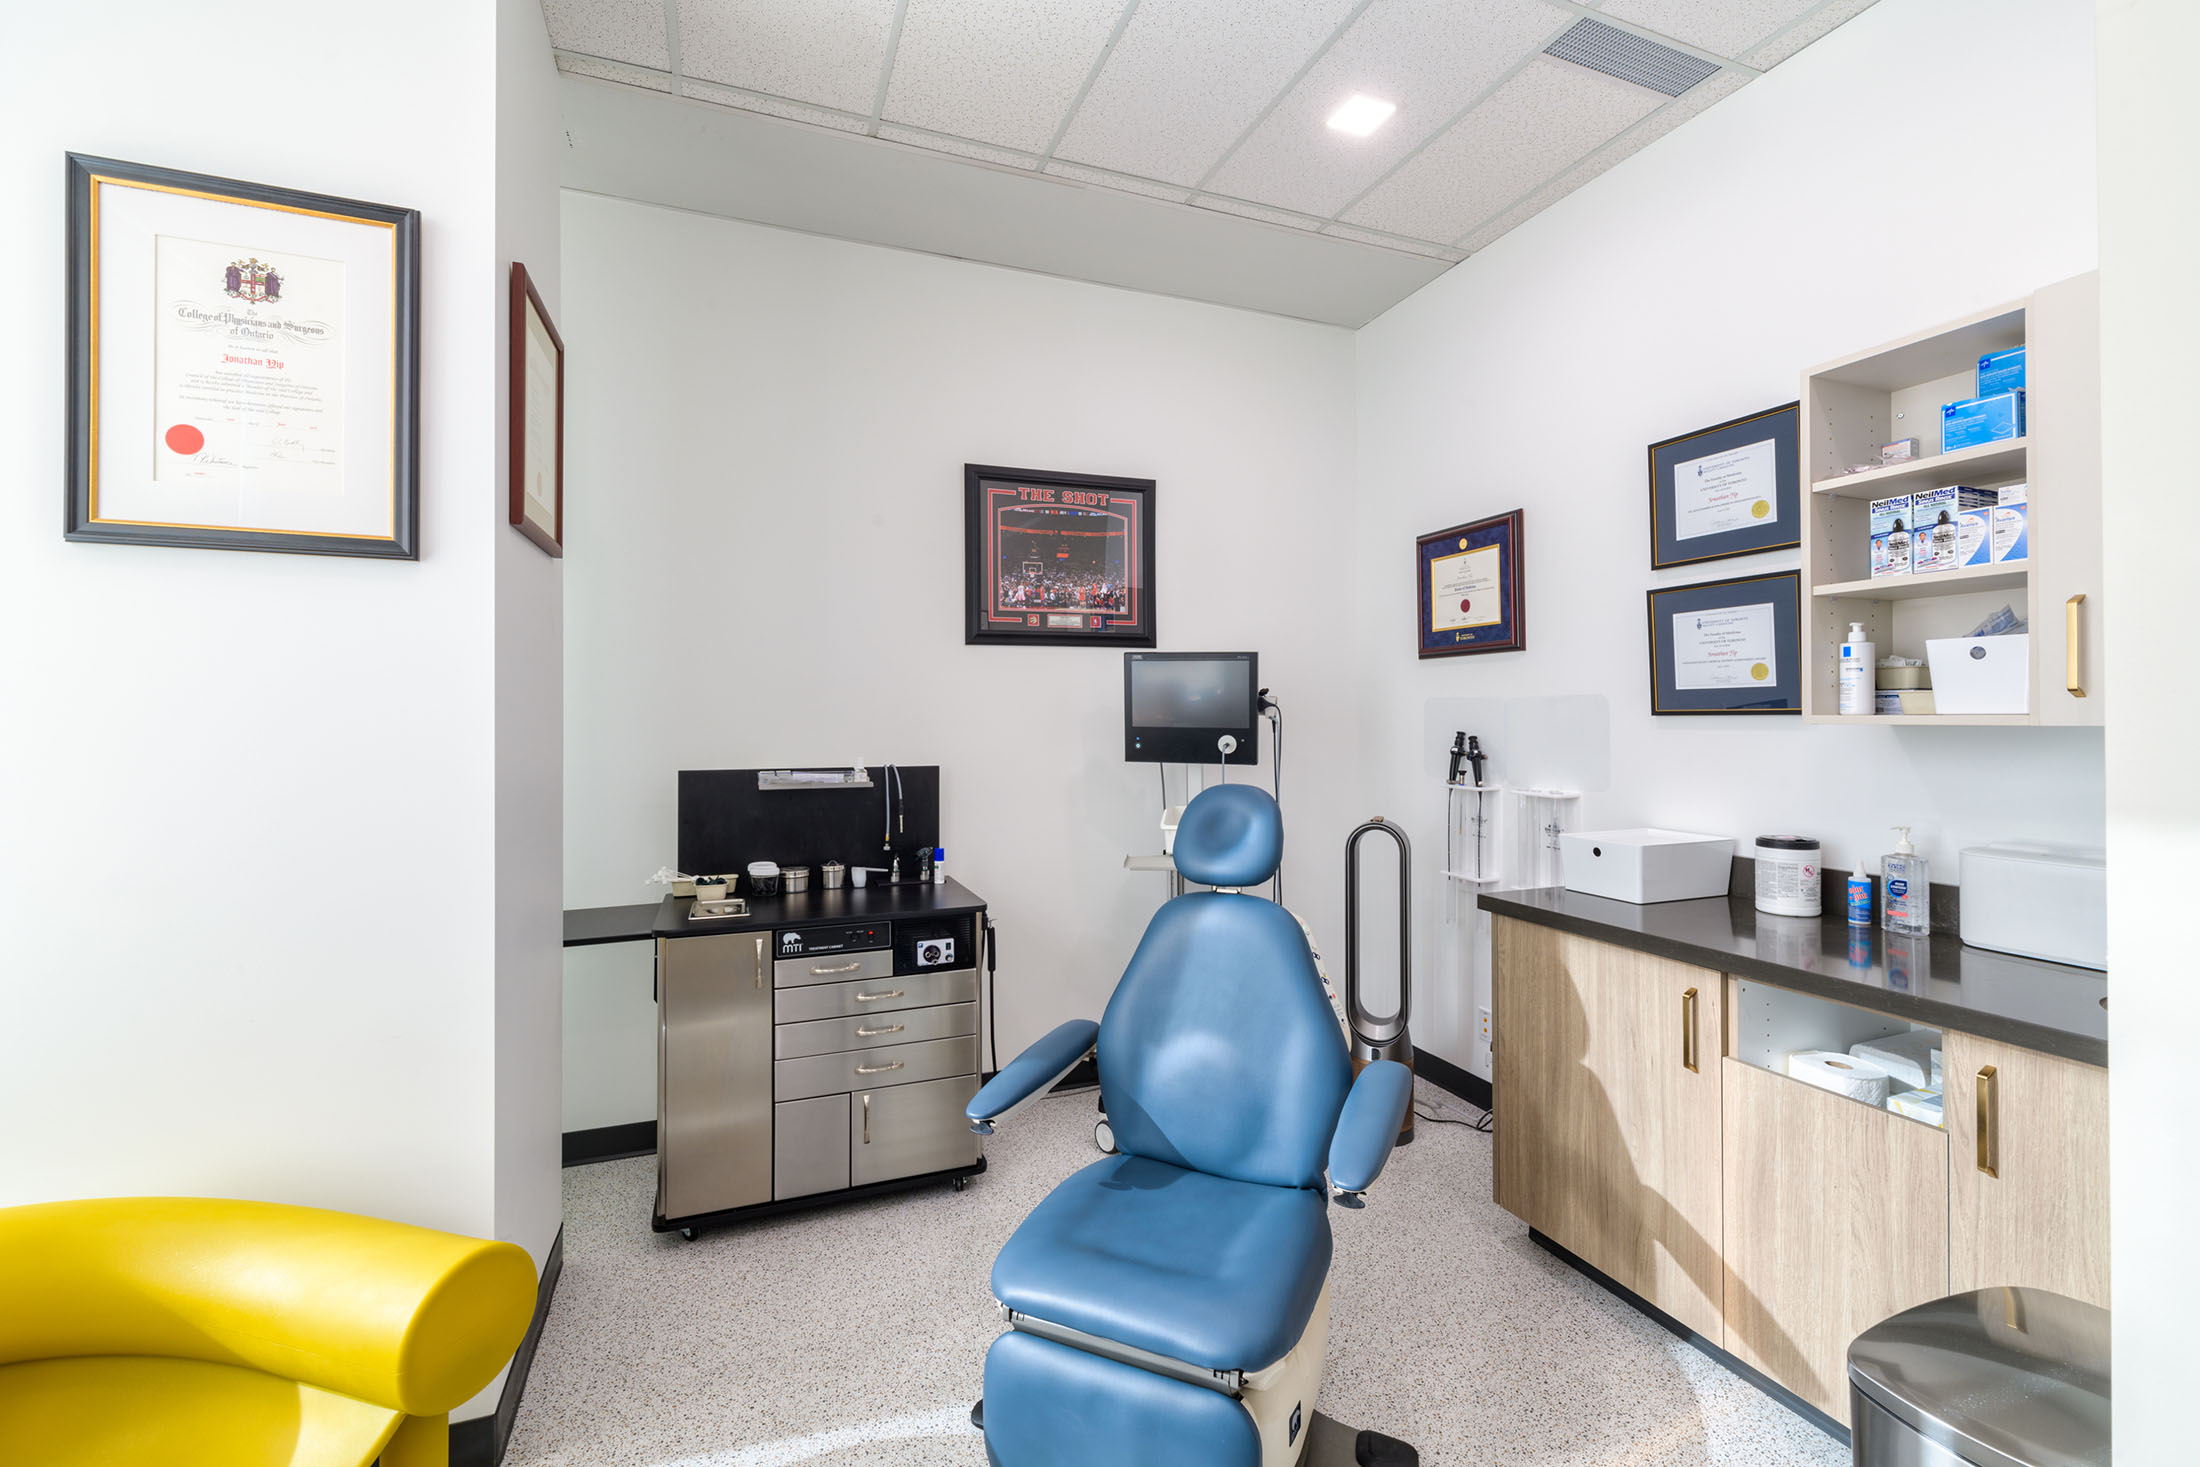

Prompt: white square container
[
  {"left": 1960, "top": 843, "right": 2107, "bottom": 970},
  {"left": 1925, "top": 634, "right": 2030, "bottom": 715},
  {"left": 1560, "top": 829, "right": 1735, "bottom": 905}
]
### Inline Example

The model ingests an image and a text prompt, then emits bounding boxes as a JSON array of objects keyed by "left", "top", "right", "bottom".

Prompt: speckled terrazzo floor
[{"left": 505, "top": 1082, "right": 1847, "bottom": 1467}]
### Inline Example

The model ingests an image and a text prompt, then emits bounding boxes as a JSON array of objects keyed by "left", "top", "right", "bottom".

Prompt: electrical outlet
[{"left": 1478, "top": 1006, "right": 1491, "bottom": 1044}]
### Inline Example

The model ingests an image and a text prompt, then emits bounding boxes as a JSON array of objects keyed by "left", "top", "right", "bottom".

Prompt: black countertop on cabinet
[
  {"left": 563, "top": 903, "right": 663, "bottom": 947},
  {"left": 1479, "top": 887, "right": 2107, "bottom": 1067},
  {"left": 654, "top": 876, "right": 987, "bottom": 938}
]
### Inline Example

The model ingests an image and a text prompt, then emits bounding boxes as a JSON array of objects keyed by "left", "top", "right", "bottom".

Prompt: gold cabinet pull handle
[
  {"left": 1681, "top": 987, "right": 1699, "bottom": 1073},
  {"left": 754, "top": 935, "right": 766, "bottom": 989},
  {"left": 1976, "top": 1065, "right": 1999, "bottom": 1177},
  {"left": 2066, "top": 595, "right": 2087, "bottom": 697}
]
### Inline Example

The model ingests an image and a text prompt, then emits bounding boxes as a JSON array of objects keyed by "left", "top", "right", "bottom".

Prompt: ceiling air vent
[{"left": 1544, "top": 17, "right": 1721, "bottom": 97}]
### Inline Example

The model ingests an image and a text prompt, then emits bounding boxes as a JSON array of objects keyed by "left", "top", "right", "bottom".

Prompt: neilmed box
[
  {"left": 1870, "top": 494, "right": 1912, "bottom": 579},
  {"left": 1977, "top": 346, "right": 2027, "bottom": 397},
  {"left": 1942, "top": 390, "right": 2026, "bottom": 452},
  {"left": 1992, "top": 483, "right": 2029, "bottom": 564},
  {"left": 1911, "top": 487, "right": 1964, "bottom": 574}
]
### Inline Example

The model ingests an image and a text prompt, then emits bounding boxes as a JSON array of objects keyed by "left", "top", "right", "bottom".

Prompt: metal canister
[
  {"left": 821, "top": 861, "right": 845, "bottom": 890},
  {"left": 781, "top": 865, "right": 811, "bottom": 894}
]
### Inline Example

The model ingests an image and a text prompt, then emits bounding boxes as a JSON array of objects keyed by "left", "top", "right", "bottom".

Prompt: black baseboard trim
[
  {"left": 1527, "top": 1229, "right": 1848, "bottom": 1447},
  {"left": 1412, "top": 1049, "right": 1491, "bottom": 1113},
  {"left": 563, "top": 1120, "right": 656, "bottom": 1167},
  {"left": 450, "top": 1225, "right": 564, "bottom": 1467},
  {"left": 1051, "top": 1056, "right": 1099, "bottom": 1092}
]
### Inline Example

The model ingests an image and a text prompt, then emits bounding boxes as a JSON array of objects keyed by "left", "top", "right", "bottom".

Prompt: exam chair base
[{"left": 969, "top": 1399, "right": 1417, "bottom": 1467}]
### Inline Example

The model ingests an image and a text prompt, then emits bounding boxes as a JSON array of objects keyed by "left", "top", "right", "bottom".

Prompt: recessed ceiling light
[{"left": 1326, "top": 94, "right": 1396, "bottom": 138}]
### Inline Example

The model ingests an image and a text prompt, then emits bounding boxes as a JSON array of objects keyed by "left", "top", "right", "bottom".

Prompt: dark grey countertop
[
  {"left": 653, "top": 876, "right": 987, "bottom": 938},
  {"left": 1479, "top": 886, "right": 2106, "bottom": 1067}
]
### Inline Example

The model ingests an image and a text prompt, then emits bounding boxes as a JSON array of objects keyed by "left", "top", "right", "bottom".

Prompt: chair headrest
[{"left": 1173, "top": 785, "right": 1283, "bottom": 889}]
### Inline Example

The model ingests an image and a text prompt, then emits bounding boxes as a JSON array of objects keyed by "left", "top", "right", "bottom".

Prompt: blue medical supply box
[
  {"left": 1941, "top": 390, "right": 2026, "bottom": 452},
  {"left": 1976, "top": 346, "right": 2026, "bottom": 397}
]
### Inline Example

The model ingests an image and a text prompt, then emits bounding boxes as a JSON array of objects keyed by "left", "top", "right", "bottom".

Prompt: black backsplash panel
[{"left": 678, "top": 767, "right": 941, "bottom": 882}]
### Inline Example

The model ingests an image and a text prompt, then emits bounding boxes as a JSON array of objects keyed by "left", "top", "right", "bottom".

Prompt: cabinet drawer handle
[
  {"left": 754, "top": 935, "right": 766, "bottom": 990},
  {"left": 1976, "top": 1065, "right": 1999, "bottom": 1177},
  {"left": 852, "top": 989, "right": 904, "bottom": 1003},
  {"left": 811, "top": 962, "right": 863, "bottom": 975},
  {"left": 856, "top": 1060, "right": 904, "bottom": 1076},
  {"left": 855, "top": 1023, "right": 905, "bottom": 1037},
  {"left": 862, "top": 1093, "right": 870, "bottom": 1144},
  {"left": 2066, "top": 595, "right": 2087, "bottom": 697},
  {"left": 1681, "top": 987, "right": 1699, "bottom": 1074}
]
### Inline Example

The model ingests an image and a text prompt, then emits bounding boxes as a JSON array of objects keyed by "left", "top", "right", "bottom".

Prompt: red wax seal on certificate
[
  {"left": 1459, "top": 598, "right": 1472, "bottom": 613},
  {"left": 165, "top": 424, "right": 204, "bottom": 454}
]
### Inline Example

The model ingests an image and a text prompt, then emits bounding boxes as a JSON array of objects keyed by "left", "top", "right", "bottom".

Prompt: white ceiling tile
[
  {"left": 557, "top": 53, "right": 675, "bottom": 91},
  {"left": 678, "top": 0, "right": 900, "bottom": 114},
  {"left": 1318, "top": 222, "right": 1463, "bottom": 261},
  {"left": 1454, "top": 68, "right": 1745, "bottom": 252},
  {"left": 541, "top": 0, "right": 670, "bottom": 69},
  {"left": 1743, "top": 0, "right": 1881, "bottom": 68},
  {"left": 1596, "top": 0, "right": 1820, "bottom": 60},
  {"left": 1052, "top": 0, "right": 1363, "bottom": 187},
  {"left": 1191, "top": 194, "right": 1325, "bottom": 231},
  {"left": 876, "top": 125, "right": 1040, "bottom": 168},
  {"left": 883, "top": 0, "right": 1127, "bottom": 155},
  {"left": 681, "top": 78, "right": 873, "bottom": 132},
  {"left": 1204, "top": 0, "right": 1565, "bottom": 220},
  {"left": 1343, "top": 55, "right": 1660, "bottom": 244},
  {"left": 1043, "top": 161, "right": 1193, "bottom": 203}
]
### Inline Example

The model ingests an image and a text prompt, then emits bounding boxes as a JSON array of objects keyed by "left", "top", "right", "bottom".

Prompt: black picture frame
[
  {"left": 1646, "top": 570, "right": 1802, "bottom": 715},
  {"left": 64, "top": 153, "right": 421, "bottom": 558},
  {"left": 1415, "top": 509, "right": 1525, "bottom": 658},
  {"left": 964, "top": 464, "right": 1156, "bottom": 647},
  {"left": 1647, "top": 402, "right": 1800, "bottom": 570}
]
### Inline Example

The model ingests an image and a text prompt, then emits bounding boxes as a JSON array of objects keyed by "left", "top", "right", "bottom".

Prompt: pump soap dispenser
[{"left": 1881, "top": 826, "right": 1930, "bottom": 935}]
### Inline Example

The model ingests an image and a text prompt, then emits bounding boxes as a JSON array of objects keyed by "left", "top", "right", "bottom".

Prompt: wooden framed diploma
[
  {"left": 64, "top": 154, "right": 420, "bottom": 557},
  {"left": 1416, "top": 509, "right": 1524, "bottom": 659},
  {"left": 509, "top": 261, "right": 564, "bottom": 557}
]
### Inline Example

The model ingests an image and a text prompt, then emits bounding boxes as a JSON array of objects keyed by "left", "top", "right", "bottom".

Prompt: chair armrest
[
  {"left": 1327, "top": 1060, "right": 1412, "bottom": 1206},
  {"left": 966, "top": 1019, "right": 1098, "bottom": 1133},
  {"left": 0, "top": 1197, "right": 536, "bottom": 1415}
]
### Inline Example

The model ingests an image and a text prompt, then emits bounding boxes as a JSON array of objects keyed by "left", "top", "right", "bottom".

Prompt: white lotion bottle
[{"left": 1839, "top": 622, "right": 1877, "bottom": 716}]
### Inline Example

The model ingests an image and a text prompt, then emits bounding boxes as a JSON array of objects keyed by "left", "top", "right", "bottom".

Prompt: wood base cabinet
[
  {"left": 1720, "top": 1059, "right": 1949, "bottom": 1425},
  {"left": 1492, "top": 918, "right": 1726, "bottom": 1339},
  {"left": 1944, "top": 1032, "right": 2110, "bottom": 1306}
]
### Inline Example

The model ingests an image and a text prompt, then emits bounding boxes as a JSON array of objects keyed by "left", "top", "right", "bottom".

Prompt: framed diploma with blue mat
[
  {"left": 1647, "top": 571, "right": 1800, "bottom": 715},
  {"left": 1416, "top": 509, "right": 1524, "bottom": 658},
  {"left": 1647, "top": 402, "right": 1799, "bottom": 569}
]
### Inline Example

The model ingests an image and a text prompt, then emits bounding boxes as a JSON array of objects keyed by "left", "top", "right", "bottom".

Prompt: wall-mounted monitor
[{"left": 1124, "top": 652, "right": 1258, "bottom": 766}]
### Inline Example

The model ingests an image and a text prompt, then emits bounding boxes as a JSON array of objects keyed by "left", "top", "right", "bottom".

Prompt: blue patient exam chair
[{"left": 966, "top": 784, "right": 1415, "bottom": 1467}]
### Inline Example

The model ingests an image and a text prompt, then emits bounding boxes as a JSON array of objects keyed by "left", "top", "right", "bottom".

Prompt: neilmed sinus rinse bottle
[{"left": 1881, "top": 826, "right": 1929, "bottom": 935}]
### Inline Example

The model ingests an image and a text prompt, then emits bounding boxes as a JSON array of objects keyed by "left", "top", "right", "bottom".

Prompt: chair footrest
[{"left": 983, "top": 1330, "right": 1260, "bottom": 1467}]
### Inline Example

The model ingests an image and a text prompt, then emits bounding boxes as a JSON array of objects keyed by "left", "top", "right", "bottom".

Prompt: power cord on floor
[{"left": 1413, "top": 1103, "right": 1494, "bottom": 1134}]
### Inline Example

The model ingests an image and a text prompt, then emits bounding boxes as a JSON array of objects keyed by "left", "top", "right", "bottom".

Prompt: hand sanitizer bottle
[
  {"left": 1881, "top": 826, "right": 1929, "bottom": 935},
  {"left": 1839, "top": 622, "right": 1876, "bottom": 716}
]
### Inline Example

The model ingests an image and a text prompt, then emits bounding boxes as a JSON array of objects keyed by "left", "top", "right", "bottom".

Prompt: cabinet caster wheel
[
  {"left": 679, "top": 1227, "right": 699, "bottom": 1242},
  {"left": 952, "top": 1176, "right": 968, "bottom": 1192},
  {"left": 1095, "top": 1119, "right": 1117, "bottom": 1154}
]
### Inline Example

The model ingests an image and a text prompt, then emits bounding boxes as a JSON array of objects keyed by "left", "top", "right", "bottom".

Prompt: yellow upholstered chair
[{"left": 0, "top": 1196, "right": 538, "bottom": 1467}]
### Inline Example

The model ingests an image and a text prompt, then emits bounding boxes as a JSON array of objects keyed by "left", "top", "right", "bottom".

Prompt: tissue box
[
  {"left": 1888, "top": 1089, "right": 1944, "bottom": 1126},
  {"left": 1910, "top": 486, "right": 1993, "bottom": 574},
  {"left": 1942, "top": 390, "right": 2026, "bottom": 452},
  {"left": 1880, "top": 438, "right": 1920, "bottom": 464},
  {"left": 1927, "top": 634, "right": 2030, "bottom": 715},
  {"left": 1960, "top": 842, "right": 2107, "bottom": 970},
  {"left": 1976, "top": 346, "right": 2027, "bottom": 397},
  {"left": 1870, "top": 494, "right": 1912, "bottom": 579},
  {"left": 1992, "top": 484, "right": 2029, "bottom": 563}
]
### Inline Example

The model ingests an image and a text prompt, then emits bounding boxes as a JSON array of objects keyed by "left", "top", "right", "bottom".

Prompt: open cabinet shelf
[{"left": 1799, "top": 277, "right": 2103, "bottom": 726}]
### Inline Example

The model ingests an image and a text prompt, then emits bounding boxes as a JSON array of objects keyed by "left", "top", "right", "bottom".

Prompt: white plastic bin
[
  {"left": 1925, "top": 634, "right": 2029, "bottom": 715},
  {"left": 1559, "top": 829, "right": 1733, "bottom": 904}
]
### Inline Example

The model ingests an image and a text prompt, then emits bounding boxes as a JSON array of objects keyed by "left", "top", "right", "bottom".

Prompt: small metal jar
[
  {"left": 821, "top": 861, "right": 846, "bottom": 890},
  {"left": 781, "top": 865, "right": 811, "bottom": 894}
]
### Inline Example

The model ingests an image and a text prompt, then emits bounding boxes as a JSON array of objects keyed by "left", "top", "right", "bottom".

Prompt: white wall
[
  {"left": 560, "top": 192, "right": 1360, "bottom": 1123},
  {"left": 0, "top": 0, "right": 561, "bottom": 1421},
  {"left": 1353, "top": 0, "right": 2105, "bottom": 1076},
  {"left": 2099, "top": 0, "right": 2200, "bottom": 1451}
]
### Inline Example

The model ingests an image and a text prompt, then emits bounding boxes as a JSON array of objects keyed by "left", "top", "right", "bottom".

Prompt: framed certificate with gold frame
[
  {"left": 1416, "top": 510, "right": 1524, "bottom": 658},
  {"left": 64, "top": 154, "right": 420, "bottom": 558}
]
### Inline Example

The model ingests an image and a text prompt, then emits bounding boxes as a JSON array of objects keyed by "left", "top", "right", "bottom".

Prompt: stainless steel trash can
[{"left": 1848, "top": 1287, "right": 2109, "bottom": 1466}]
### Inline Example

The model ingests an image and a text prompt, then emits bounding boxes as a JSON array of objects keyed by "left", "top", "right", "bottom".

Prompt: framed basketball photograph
[
  {"left": 964, "top": 465, "right": 1156, "bottom": 648},
  {"left": 1416, "top": 509, "right": 1525, "bottom": 658}
]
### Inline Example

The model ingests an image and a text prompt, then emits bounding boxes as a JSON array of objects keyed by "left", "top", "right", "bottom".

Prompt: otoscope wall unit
[{"left": 1799, "top": 272, "right": 2102, "bottom": 725}]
